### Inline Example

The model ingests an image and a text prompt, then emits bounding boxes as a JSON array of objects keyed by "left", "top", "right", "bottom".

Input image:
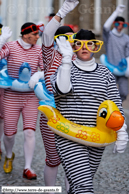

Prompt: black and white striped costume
[{"left": 51, "top": 60, "right": 124, "bottom": 194}]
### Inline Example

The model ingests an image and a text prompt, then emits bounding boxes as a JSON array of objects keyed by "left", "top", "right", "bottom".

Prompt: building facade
[{"left": 0, "top": 0, "right": 53, "bottom": 42}]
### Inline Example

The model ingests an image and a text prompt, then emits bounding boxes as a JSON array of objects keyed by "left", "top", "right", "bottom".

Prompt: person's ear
[{"left": 23, "top": 34, "right": 27, "bottom": 39}]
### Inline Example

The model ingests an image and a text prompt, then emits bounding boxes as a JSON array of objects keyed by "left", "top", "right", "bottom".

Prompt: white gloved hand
[
  {"left": 56, "top": 0, "right": 79, "bottom": 19},
  {"left": 103, "top": 4, "right": 125, "bottom": 31},
  {"left": 116, "top": 4, "right": 125, "bottom": 14},
  {"left": 113, "top": 122, "right": 128, "bottom": 153},
  {"left": 1, "top": 27, "right": 12, "bottom": 40},
  {"left": 56, "top": 36, "right": 73, "bottom": 64},
  {"left": 0, "top": 27, "right": 12, "bottom": 50},
  {"left": 28, "top": 71, "right": 44, "bottom": 89},
  {"left": 56, "top": 36, "right": 73, "bottom": 93}
]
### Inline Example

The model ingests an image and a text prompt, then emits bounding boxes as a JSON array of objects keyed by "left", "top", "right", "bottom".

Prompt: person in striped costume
[
  {"left": 40, "top": 0, "right": 79, "bottom": 192},
  {"left": 0, "top": 23, "right": 44, "bottom": 180},
  {"left": 51, "top": 29, "right": 128, "bottom": 194},
  {"left": 103, "top": 4, "right": 129, "bottom": 102}
]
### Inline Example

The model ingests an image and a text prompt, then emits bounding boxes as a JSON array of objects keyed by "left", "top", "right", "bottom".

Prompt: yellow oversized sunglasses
[
  {"left": 54, "top": 33, "right": 76, "bottom": 41},
  {"left": 71, "top": 39, "right": 103, "bottom": 53}
]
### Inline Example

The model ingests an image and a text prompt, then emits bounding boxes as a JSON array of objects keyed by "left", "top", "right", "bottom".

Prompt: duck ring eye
[{"left": 99, "top": 108, "right": 107, "bottom": 118}]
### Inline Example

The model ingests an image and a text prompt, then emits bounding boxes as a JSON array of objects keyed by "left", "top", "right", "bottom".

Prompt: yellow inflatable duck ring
[{"left": 38, "top": 100, "right": 124, "bottom": 147}]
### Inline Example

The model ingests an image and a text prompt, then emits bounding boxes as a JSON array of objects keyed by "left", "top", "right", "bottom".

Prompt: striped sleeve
[
  {"left": 42, "top": 43, "right": 62, "bottom": 92},
  {"left": 106, "top": 69, "right": 124, "bottom": 116},
  {"left": 42, "top": 43, "right": 56, "bottom": 72},
  {"left": 103, "top": 27, "right": 110, "bottom": 52},
  {"left": 125, "top": 35, "right": 129, "bottom": 57},
  {"left": 38, "top": 48, "right": 44, "bottom": 71},
  {"left": 0, "top": 43, "right": 10, "bottom": 60}
]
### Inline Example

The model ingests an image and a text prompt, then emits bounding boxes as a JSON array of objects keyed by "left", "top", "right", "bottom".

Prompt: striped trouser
[
  {"left": 3, "top": 90, "right": 39, "bottom": 136},
  {"left": 55, "top": 135, "right": 105, "bottom": 194},
  {"left": 0, "top": 88, "right": 4, "bottom": 119},
  {"left": 40, "top": 114, "right": 61, "bottom": 167}
]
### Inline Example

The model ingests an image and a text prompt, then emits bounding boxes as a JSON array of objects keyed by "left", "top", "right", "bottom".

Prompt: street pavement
[{"left": 0, "top": 93, "right": 129, "bottom": 194}]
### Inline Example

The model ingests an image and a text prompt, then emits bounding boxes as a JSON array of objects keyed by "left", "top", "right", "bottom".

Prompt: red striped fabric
[
  {"left": 40, "top": 44, "right": 62, "bottom": 166},
  {"left": 40, "top": 43, "right": 76, "bottom": 167},
  {"left": 42, "top": 43, "right": 62, "bottom": 92},
  {"left": 40, "top": 115, "right": 61, "bottom": 167},
  {"left": 1, "top": 41, "right": 43, "bottom": 78},
  {"left": 3, "top": 90, "right": 39, "bottom": 136},
  {"left": 0, "top": 88, "right": 4, "bottom": 119},
  {"left": 0, "top": 41, "right": 44, "bottom": 135}
]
